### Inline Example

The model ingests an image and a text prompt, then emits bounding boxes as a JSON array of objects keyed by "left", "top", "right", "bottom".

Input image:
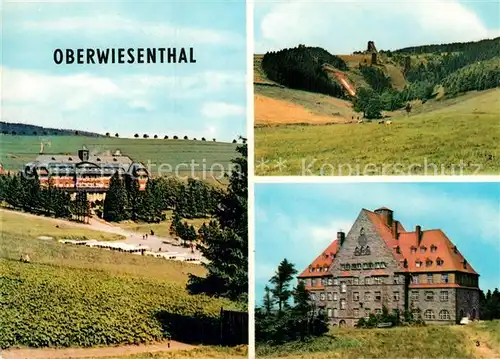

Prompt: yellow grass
[
  {"left": 0, "top": 209, "right": 124, "bottom": 241},
  {"left": 0, "top": 210, "right": 205, "bottom": 283},
  {"left": 86, "top": 346, "right": 248, "bottom": 358}
]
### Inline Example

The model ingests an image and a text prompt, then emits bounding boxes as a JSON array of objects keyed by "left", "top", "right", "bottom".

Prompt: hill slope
[
  {"left": 254, "top": 37, "right": 500, "bottom": 126},
  {"left": 255, "top": 88, "right": 499, "bottom": 175},
  {"left": 0, "top": 135, "right": 239, "bottom": 176},
  {"left": 0, "top": 122, "right": 102, "bottom": 137}
]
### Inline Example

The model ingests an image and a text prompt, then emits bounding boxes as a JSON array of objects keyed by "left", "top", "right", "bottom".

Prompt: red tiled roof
[
  {"left": 298, "top": 240, "right": 338, "bottom": 278},
  {"left": 398, "top": 230, "right": 478, "bottom": 275},
  {"left": 298, "top": 208, "right": 477, "bottom": 282}
]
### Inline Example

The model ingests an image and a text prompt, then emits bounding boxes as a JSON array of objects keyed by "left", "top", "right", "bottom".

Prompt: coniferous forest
[{"left": 260, "top": 38, "right": 500, "bottom": 119}]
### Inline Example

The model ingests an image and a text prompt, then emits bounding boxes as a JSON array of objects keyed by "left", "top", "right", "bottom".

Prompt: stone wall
[{"left": 323, "top": 210, "right": 405, "bottom": 326}]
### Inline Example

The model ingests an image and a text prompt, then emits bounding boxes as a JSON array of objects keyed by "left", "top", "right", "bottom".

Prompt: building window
[
  {"left": 431, "top": 245, "right": 437, "bottom": 253},
  {"left": 375, "top": 262, "right": 380, "bottom": 269},
  {"left": 340, "top": 299, "right": 346, "bottom": 310},
  {"left": 415, "top": 261, "right": 422, "bottom": 268},
  {"left": 393, "top": 291, "right": 400, "bottom": 301},
  {"left": 424, "top": 309, "right": 435, "bottom": 320},
  {"left": 333, "top": 308, "right": 338, "bottom": 318},
  {"left": 412, "top": 275, "right": 420, "bottom": 284},
  {"left": 442, "top": 274, "right": 449, "bottom": 283},
  {"left": 440, "top": 291, "right": 448, "bottom": 302},
  {"left": 375, "top": 291, "right": 381, "bottom": 301},
  {"left": 412, "top": 309, "right": 420, "bottom": 320},
  {"left": 334, "top": 278, "right": 339, "bottom": 285},
  {"left": 327, "top": 308, "right": 333, "bottom": 318},
  {"left": 363, "top": 263, "right": 369, "bottom": 270},
  {"left": 311, "top": 293, "right": 316, "bottom": 301},
  {"left": 320, "top": 293, "right": 326, "bottom": 301},
  {"left": 321, "top": 278, "right": 326, "bottom": 286},
  {"left": 365, "top": 277, "right": 372, "bottom": 285},
  {"left": 374, "top": 277, "right": 383, "bottom": 285},
  {"left": 427, "top": 274, "right": 433, "bottom": 284},
  {"left": 353, "top": 308, "right": 359, "bottom": 318},
  {"left": 375, "top": 308, "right": 382, "bottom": 315},
  {"left": 439, "top": 310, "right": 450, "bottom": 320},
  {"left": 426, "top": 259, "right": 432, "bottom": 267},
  {"left": 437, "top": 258, "right": 444, "bottom": 266},
  {"left": 341, "top": 282, "right": 347, "bottom": 293},
  {"left": 333, "top": 292, "right": 339, "bottom": 301},
  {"left": 328, "top": 292, "right": 333, "bottom": 301},
  {"left": 328, "top": 278, "right": 333, "bottom": 285},
  {"left": 311, "top": 279, "right": 316, "bottom": 287},
  {"left": 420, "top": 247, "right": 426, "bottom": 253},
  {"left": 411, "top": 291, "right": 419, "bottom": 301},
  {"left": 353, "top": 277, "right": 359, "bottom": 285},
  {"left": 393, "top": 276, "right": 399, "bottom": 284},
  {"left": 411, "top": 247, "right": 417, "bottom": 254},
  {"left": 353, "top": 292, "right": 360, "bottom": 301},
  {"left": 365, "top": 308, "right": 371, "bottom": 317},
  {"left": 425, "top": 291, "right": 434, "bottom": 301},
  {"left": 345, "top": 264, "right": 351, "bottom": 270}
]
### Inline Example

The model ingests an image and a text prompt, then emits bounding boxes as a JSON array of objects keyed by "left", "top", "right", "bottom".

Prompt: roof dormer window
[
  {"left": 420, "top": 246, "right": 427, "bottom": 253},
  {"left": 430, "top": 245, "right": 437, "bottom": 253},
  {"left": 436, "top": 258, "right": 444, "bottom": 266},
  {"left": 411, "top": 246, "right": 417, "bottom": 254},
  {"left": 426, "top": 259, "right": 433, "bottom": 267},
  {"left": 415, "top": 260, "right": 422, "bottom": 268}
]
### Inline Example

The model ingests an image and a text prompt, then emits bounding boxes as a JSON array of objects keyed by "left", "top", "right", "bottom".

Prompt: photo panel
[
  {"left": 1, "top": 0, "right": 248, "bottom": 357},
  {"left": 254, "top": 182, "right": 500, "bottom": 357},
  {"left": 253, "top": 1, "right": 499, "bottom": 176}
]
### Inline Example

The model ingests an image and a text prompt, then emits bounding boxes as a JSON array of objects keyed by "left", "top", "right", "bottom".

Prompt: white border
[
  {"left": 246, "top": 0, "right": 256, "bottom": 358},
  {"left": 254, "top": 175, "right": 500, "bottom": 183}
]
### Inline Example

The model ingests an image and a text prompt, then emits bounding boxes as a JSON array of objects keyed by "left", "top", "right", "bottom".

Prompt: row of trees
[
  {"left": 479, "top": 288, "right": 500, "bottom": 320},
  {"left": 0, "top": 173, "right": 73, "bottom": 218},
  {"left": 256, "top": 259, "right": 328, "bottom": 344},
  {"left": 103, "top": 175, "right": 221, "bottom": 223},
  {"left": 262, "top": 46, "right": 347, "bottom": 98}
]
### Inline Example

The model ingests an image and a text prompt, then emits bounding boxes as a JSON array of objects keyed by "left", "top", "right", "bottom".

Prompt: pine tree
[
  {"left": 270, "top": 258, "right": 298, "bottom": 313},
  {"left": 103, "top": 172, "right": 129, "bottom": 222},
  {"left": 263, "top": 286, "right": 273, "bottom": 315},
  {"left": 187, "top": 144, "right": 248, "bottom": 301}
]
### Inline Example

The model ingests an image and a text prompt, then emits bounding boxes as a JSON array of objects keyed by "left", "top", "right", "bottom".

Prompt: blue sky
[
  {"left": 255, "top": 0, "right": 500, "bottom": 54},
  {"left": 2, "top": 0, "right": 246, "bottom": 141},
  {"left": 255, "top": 182, "right": 500, "bottom": 305}
]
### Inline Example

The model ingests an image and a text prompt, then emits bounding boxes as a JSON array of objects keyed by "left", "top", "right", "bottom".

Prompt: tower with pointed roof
[{"left": 298, "top": 207, "right": 480, "bottom": 326}]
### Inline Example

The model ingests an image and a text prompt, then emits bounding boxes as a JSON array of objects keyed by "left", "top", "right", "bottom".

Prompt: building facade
[
  {"left": 298, "top": 207, "right": 480, "bottom": 326},
  {"left": 23, "top": 148, "right": 149, "bottom": 200}
]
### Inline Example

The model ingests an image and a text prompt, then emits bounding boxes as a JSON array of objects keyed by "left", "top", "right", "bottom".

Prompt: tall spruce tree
[
  {"left": 103, "top": 172, "right": 129, "bottom": 222},
  {"left": 270, "top": 258, "right": 298, "bottom": 313},
  {"left": 187, "top": 144, "right": 248, "bottom": 301}
]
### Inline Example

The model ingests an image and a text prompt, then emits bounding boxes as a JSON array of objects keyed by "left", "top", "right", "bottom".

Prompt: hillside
[
  {"left": 0, "top": 122, "right": 102, "bottom": 137},
  {"left": 255, "top": 88, "right": 499, "bottom": 175},
  {"left": 256, "top": 321, "right": 500, "bottom": 358},
  {"left": 254, "top": 37, "right": 500, "bottom": 126},
  {"left": 0, "top": 135, "right": 239, "bottom": 177}
]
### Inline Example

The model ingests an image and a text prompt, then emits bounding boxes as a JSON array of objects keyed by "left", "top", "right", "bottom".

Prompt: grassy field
[
  {"left": 117, "top": 210, "right": 209, "bottom": 238},
  {"left": 256, "top": 322, "right": 500, "bottom": 358},
  {"left": 255, "top": 89, "right": 499, "bottom": 175},
  {"left": 0, "top": 135, "right": 239, "bottom": 179},
  {"left": 86, "top": 346, "right": 248, "bottom": 358},
  {"left": 0, "top": 209, "right": 125, "bottom": 241},
  {"left": 0, "top": 211, "right": 242, "bottom": 349}
]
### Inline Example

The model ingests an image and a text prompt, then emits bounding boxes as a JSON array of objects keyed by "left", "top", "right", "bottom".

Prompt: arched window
[
  {"left": 424, "top": 309, "right": 435, "bottom": 320},
  {"left": 360, "top": 228, "right": 365, "bottom": 235},
  {"left": 439, "top": 310, "right": 450, "bottom": 320}
]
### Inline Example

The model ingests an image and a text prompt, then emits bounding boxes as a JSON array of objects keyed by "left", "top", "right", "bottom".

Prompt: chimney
[
  {"left": 392, "top": 220, "right": 399, "bottom": 240},
  {"left": 416, "top": 225, "right": 422, "bottom": 245},
  {"left": 337, "top": 231, "right": 346, "bottom": 246},
  {"left": 78, "top": 149, "right": 89, "bottom": 162},
  {"left": 374, "top": 207, "right": 393, "bottom": 227}
]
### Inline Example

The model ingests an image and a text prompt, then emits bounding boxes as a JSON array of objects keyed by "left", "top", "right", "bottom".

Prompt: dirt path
[
  {"left": 1, "top": 341, "right": 194, "bottom": 359},
  {"left": 0, "top": 208, "right": 206, "bottom": 262},
  {"left": 451, "top": 325, "right": 500, "bottom": 359}
]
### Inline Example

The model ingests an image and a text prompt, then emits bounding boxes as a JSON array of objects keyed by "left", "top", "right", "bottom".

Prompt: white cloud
[
  {"left": 1, "top": 66, "right": 244, "bottom": 132},
  {"left": 21, "top": 14, "right": 242, "bottom": 46},
  {"left": 201, "top": 102, "right": 245, "bottom": 118},
  {"left": 256, "top": 0, "right": 499, "bottom": 54}
]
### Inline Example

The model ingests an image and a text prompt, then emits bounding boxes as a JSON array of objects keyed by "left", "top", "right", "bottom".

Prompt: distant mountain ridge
[{"left": 0, "top": 122, "right": 103, "bottom": 137}]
